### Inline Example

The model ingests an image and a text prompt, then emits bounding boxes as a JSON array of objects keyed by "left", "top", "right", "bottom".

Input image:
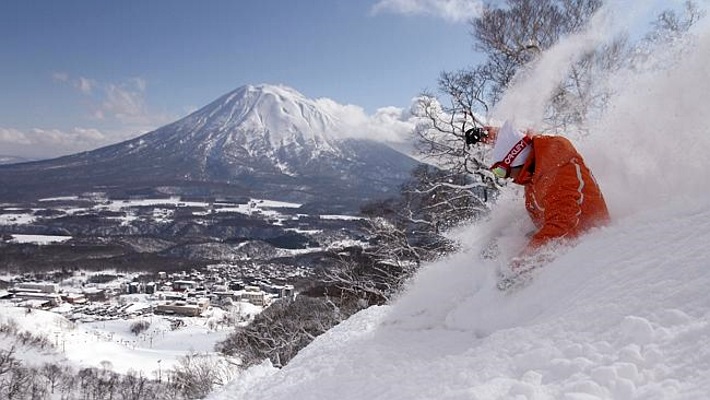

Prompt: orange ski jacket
[{"left": 513, "top": 135, "right": 610, "bottom": 252}]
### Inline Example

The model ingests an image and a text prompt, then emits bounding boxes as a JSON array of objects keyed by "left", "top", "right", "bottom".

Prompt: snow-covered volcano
[
  {"left": 179, "top": 84, "right": 341, "bottom": 155},
  {"left": 0, "top": 84, "right": 418, "bottom": 212},
  {"left": 136, "top": 84, "right": 358, "bottom": 178}
]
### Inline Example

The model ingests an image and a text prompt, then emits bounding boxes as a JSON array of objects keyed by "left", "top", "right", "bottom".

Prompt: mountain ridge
[{"left": 0, "top": 84, "right": 419, "bottom": 213}]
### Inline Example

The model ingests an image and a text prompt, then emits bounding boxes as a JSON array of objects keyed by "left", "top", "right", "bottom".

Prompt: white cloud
[
  {"left": 76, "top": 77, "right": 95, "bottom": 95},
  {"left": 315, "top": 97, "right": 417, "bottom": 145},
  {"left": 371, "top": 0, "right": 483, "bottom": 23},
  {"left": 311, "top": 97, "right": 424, "bottom": 158},
  {"left": 0, "top": 126, "right": 118, "bottom": 158},
  {"left": 131, "top": 77, "right": 147, "bottom": 92},
  {"left": 51, "top": 72, "right": 69, "bottom": 83},
  {"left": 0, "top": 127, "right": 106, "bottom": 147},
  {"left": 52, "top": 73, "right": 173, "bottom": 127},
  {"left": 0, "top": 128, "right": 32, "bottom": 145},
  {"left": 3, "top": 75, "right": 169, "bottom": 158},
  {"left": 102, "top": 82, "right": 146, "bottom": 121}
]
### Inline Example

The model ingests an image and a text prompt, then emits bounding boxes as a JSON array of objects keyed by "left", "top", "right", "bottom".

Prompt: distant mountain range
[{"left": 0, "top": 84, "right": 420, "bottom": 213}]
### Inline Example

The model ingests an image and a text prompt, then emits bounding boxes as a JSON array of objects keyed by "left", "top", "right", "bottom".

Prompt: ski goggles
[{"left": 490, "top": 162, "right": 511, "bottom": 179}]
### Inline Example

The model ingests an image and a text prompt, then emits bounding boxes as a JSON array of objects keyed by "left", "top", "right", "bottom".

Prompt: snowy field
[
  {"left": 0, "top": 301, "right": 261, "bottom": 376},
  {"left": 1, "top": 196, "right": 309, "bottom": 229},
  {"left": 209, "top": 4, "right": 710, "bottom": 400},
  {"left": 0, "top": 212, "right": 37, "bottom": 225},
  {"left": 7, "top": 234, "right": 73, "bottom": 244}
]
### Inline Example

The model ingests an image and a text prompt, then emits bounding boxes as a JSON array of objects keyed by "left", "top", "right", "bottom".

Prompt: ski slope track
[{"left": 211, "top": 4, "right": 710, "bottom": 400}]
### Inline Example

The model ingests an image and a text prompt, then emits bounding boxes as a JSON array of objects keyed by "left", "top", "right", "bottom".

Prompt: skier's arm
[{"left": 525, "top": 162, "right": 583, "bottom": 252}]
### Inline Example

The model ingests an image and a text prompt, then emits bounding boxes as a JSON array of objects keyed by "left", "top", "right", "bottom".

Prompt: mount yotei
[{"left": 0, "top": 84, "right": 418, "bottom": 213}]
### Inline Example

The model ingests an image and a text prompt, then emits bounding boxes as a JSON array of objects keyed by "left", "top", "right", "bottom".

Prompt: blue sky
[{"left": 0, "top": 0, "right": 485, "bottom": 159}]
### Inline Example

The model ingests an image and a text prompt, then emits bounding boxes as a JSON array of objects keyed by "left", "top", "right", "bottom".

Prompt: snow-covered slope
[
  {"left": 210, "top": 195, "right": 710, "bottom": 400},
  {"left": 209, "top": 6, "right": 710, "bottom": 400}
]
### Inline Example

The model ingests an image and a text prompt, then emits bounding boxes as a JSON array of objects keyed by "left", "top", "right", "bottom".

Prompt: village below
[{"left": 0, "top": 191, "right": 369, "bottom": 377}]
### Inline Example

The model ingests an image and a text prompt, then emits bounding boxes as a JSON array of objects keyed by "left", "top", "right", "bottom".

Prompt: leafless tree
[
  {"left": 648, "top": 0, "right": 705, "bottom": 42},
  {"left": 0, "top": 348, "right": 19, "bottom": 399},
  {"left": 555, "top": 0, "right": 705, "bottom": 133},
  {"left": 547, "top": 34, "right": 630, "bottom": 134},
  {"left": 472, "top": 0, "right": 603, "bottom": 100},
  {"left": 418, "top": 0, "right": 605, "bottom": 152},
  {"left": 0, "top": 347, "right": 18, "bottom": 377},
  {"left": 119, "top": 371, "right": 148, "bottom": 400},
  {"left": 218, "top": 295, "right": 345, "bottom": 368},
  {"left": 0, "top": 334, "right": 188, "bottom": 400},
  {"left": 27, "top": 370, "right": 48, "bottom": 400},
  {"left": 130, "top": 320, "right": 151, "bottom": 336},
  {"left": 169, "top": 353, "right": 233, "bottom": 400},
  {"left": 320, "top": 163, "right": 478, "bottom": 309},
  {"left": 5, "top": 365, "right": 32, "bottom": 400},
  {"left": 320, "top": 244, "right": 408, "bottom": 305},
  {"left": 398, "top": 164, "right": 488, "bottom": 233},
  {"left": 40, "top": 362, "right": 63, "bottom": 395}
]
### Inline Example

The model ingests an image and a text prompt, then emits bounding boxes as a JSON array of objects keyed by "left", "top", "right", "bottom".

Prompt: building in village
[
  {"left": 62, "top": 293, "right": 87, "bottom": 304},
  {"left": 14, "top": 282, "right": 60, "bottom": 294},
  {"left": 10, "top": 282, "right": 63, "bottom": 307},
  {"left": 155, "top": 297, "right": 210, "bottom": 317},
  {"left": 1, "top": 264, "right": 298, "bottom": 318}
]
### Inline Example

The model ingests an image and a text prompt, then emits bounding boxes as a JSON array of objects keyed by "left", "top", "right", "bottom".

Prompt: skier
[{"left": 484, "top": 120, "right": 610, "bottom": 286}]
